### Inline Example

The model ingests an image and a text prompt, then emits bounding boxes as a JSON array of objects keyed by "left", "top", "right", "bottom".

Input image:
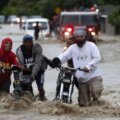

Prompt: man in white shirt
[{"left": 53, "top": 29, "right": 103, "bottom": 106}]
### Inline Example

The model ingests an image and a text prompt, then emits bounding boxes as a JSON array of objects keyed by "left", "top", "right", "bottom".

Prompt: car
[
  {"left": 0, "top": 15, "right": 5, "bottom": 24},
  {"left": 7, "top": 15, "right": 28, "bottom": 24},
  {"left": 60, "top": 11, "right": 100, "bottom": 40},
  {"left": 25, "top": 18, "right": 50, "bottom": 39},
  {"left": 7, "top": 15, "right": 17, "bottom": 24},
  {"left": 29, "top": 15, "right": 42, "bottom": 19}
]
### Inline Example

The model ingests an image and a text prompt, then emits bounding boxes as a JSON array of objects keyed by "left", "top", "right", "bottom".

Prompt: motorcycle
[
  {"left": 12, "top": 63, "right": 34, "bottom": 100},
  {"left": 55, "top": 66, "right": 83, "bottom": 103},
  {"left": 20, "top": 63, "right": 34, "bottom": 95},
  {"left": 11, "top": 65, "right": 23, "bottom": 100}
]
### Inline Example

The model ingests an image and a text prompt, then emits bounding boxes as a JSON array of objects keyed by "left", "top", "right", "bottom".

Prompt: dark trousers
[
  {"left": 0, "top": 80, "right": 11, "bottom": 93},
  {"left": 21, "top": 70, "right": 44, "bottom": 93},
  {"left": 34, "top": 33, "right": 39, "bottom": 40}
]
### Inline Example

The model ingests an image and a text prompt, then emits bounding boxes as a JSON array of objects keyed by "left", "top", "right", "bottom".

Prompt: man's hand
[
  {"left": 20, "top": 65, "right": 25, "bottom": 70},
  {"left": 20, "top": 65, "right": 32, "bottom": 72},
  {"left": 83, "top": 67, "right": 90, "bottom": 72},
  {"left": 52, "top": 57, "right": 61, "bottom": 68}
]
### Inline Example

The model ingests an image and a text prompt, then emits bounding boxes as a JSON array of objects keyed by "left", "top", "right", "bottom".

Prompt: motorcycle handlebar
[
  {"left": 11, "top": 65, "right": 21, "bottom": 72},
  {"left": 58, "top": 66, "right": 84, "bottom": 72}
]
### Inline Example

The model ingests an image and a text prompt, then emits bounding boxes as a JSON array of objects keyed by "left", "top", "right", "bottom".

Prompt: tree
[
  {"left": 1, "top": 0, "right": 120, "bottom": 19},
  {"left": 1, "top": 0, "right": 95, "bottom": 18},
  {"left": 108, "top": 7, "right": 120, "bottom": 34},
  {"left": 0, "top": 0, "right": 9, "bottom": 14}
]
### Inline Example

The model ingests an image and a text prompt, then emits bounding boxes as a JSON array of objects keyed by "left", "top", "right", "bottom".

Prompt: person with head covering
[
  {"left": 0, "top": 37, "right": 18, "bottom": 93},
  {"left": 53, "top": 29, "right": 103, "bottom": 106},
  {"left": 16, "top": 34, "right": 54, "bottom": 101}
]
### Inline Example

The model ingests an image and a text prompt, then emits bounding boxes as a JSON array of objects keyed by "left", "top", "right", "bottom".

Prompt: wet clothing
[
  {"left": 36, "top": 69, "right": 44, "bottom": 89},
  {"left": 16, "top": 43, "right": 54, "bottom": 100},
  {"left": 58, "top": 41, "right": 102, "bottom": 104},
  {"left": 20, "top": 69, "right": 45, "bottom": 94},
  {"left": 0, "top": 80, "right": 11, "bottom": 93},
  {"left": 16, "top": 43, "right": 43, "bottom": 80},
  {"left": 0, "top": 38, "right": 18, "bottom": 92},
  {"left": 59, "top": 42, "right": 101, "bottom": 82},
  {"left": 20, "top": 68, "right": 46, "bottom": 100},
  {"left": 78, "top": 76, "right": 103, "bottom": 106},
  {"left": 65, "top": 39, "right": 96, "bottom": 88}
]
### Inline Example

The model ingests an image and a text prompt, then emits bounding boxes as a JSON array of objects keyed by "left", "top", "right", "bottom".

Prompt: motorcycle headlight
[{"left": 62, "top": 79, "right": 71, "bottom": 83}]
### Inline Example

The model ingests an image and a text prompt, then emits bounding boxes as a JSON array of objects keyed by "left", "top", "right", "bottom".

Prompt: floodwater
[{"left": 0, "top": 24, "right": 120, "bottom": 120}]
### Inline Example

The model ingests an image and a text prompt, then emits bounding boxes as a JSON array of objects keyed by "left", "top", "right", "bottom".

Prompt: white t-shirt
[{"left": 58, "top": 41, "right": 102, "bottom": 82}]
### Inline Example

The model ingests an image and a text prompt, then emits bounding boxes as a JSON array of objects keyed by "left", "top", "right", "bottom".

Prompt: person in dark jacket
[
  {"left": 0, "top": 38, "right": 18, "bottom": 93},
  {"left": 16, "top": 34, "right": 54, "bottom": 101}
]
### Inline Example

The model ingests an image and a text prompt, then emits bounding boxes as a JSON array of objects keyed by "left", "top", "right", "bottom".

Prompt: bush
[{"left": 108, "top": 7, "right": 120, "bottom": 34}]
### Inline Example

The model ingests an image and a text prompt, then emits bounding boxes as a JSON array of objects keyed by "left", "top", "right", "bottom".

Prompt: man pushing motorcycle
[
  {"left": 16, "top": 35, "right": 47, "bottom": 100},
  {"left": 16, "top": 35, "right": 54, "bottom": 101},
  {"left": 53, "top": 29, "right": 103, "bottom": 106}
]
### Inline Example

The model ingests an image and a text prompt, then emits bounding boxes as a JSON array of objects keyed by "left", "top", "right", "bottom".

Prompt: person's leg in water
[
  {"left": 78, "top": 77, "right": 103, "bottom": 106},
  {"left": 34, "top": 33, "right": 39, "bottom": 40},
  {"left": 36, "top": 69, "right": 47, "bottom": 101},
  {"left": 78, "top": 82, "right": 91, "bottom": 106},
  {"left": 0, "top": 80, "right": 11, "bottom": 93},
  {"left": 88, "top": 76, "right": 103, "bottom": 103}
]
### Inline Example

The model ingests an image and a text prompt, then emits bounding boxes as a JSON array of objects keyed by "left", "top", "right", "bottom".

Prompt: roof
[
  {"left": 27, "top": 18, "right": 48, "bottom": 22},
  {"left": 61, "top": 11, "right": 98, "bottom": 15}
]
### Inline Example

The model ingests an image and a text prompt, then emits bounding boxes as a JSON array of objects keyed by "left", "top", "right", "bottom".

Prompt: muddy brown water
[{"left": 0, "top": 91, "right": 120, "bottom": 118}]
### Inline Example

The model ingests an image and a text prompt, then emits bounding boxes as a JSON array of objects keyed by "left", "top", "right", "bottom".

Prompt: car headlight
[
  {"left": 64, "top": 32, "right": 70, "bottom": 37},
  {"left": 91, "top": 32, "right": 96, "bottom": 36}
]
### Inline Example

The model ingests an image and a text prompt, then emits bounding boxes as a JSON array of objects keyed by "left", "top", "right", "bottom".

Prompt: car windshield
[
  {"left": 81, "top": 15, "right": 98, "bottom": 25},
  {"left": 61, "top": 14, "right": 98, "bottom": 26},
  {"left": 61, "top": 15, "right": 79, "bottom": 25},
  {"left": 27, "top": 22, "right": 47, "bottom": 30}
]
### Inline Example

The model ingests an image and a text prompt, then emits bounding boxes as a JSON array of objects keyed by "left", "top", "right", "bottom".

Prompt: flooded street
[{"left": 0, "top": 24, "right": 120, "bottom": 119}]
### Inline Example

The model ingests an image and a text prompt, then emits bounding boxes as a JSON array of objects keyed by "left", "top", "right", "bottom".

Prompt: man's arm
[
  {"left": 16, "top": 47, "right": 24, "bottom": 65},
  {"left": 32, "top": 44, "right": 43, "bottom": 79},
  {"left": 58, "top": 46, "right": 72, "bottom": 64},
  {"left": 12, "top": 55, "right": 19, "bottom": 65},
  {"left": 86, "top": 44, "right": 101, "bottom": 70}
]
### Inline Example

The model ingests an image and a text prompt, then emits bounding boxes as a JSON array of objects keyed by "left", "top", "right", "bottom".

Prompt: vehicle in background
[
  {"left": 29, "top": 15, "right": 42, "bottom": 19},
  {"left": 0, "top": 15, "right": 5, "bottom": 24},
  {"left": 25, "top": 18, "right": 50, "bottom": 39},
  {"left": 60, "top": 11, "right": 100, "bottom": 40},
  {"left": 7, "top": 15, "right": 27, "bottom": 24},
  {"left": 7, "top": 15, "right": 17, "bottom": 24}
]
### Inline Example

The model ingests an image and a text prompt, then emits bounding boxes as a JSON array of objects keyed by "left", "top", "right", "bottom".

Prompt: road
[{"left": 0, "top": 24, "right": 120, "bottom": 120}]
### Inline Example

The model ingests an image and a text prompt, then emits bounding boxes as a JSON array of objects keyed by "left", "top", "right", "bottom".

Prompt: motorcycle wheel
[
  {"left": 62, "top": 95, "right": 68, "bottom": 103},
  {"left": 70, "top": 99, "right": 72, "bottom": 103}
]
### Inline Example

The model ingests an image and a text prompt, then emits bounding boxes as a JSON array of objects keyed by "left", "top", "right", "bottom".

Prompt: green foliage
[
  {"left": 2, "top": 6, "right": 17, "bottom": 15},
  {"left": 108, "top": 7, "right": 120, "bottom": 26},
  {"left": 0, "top": 0, "right": 9, "bottom": 14},
  {"left": 1, "top": 0, "right": 120, "bottom": 18},
  {"left": 1, "top": 0, "right": 94, "bottom": 18}
]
